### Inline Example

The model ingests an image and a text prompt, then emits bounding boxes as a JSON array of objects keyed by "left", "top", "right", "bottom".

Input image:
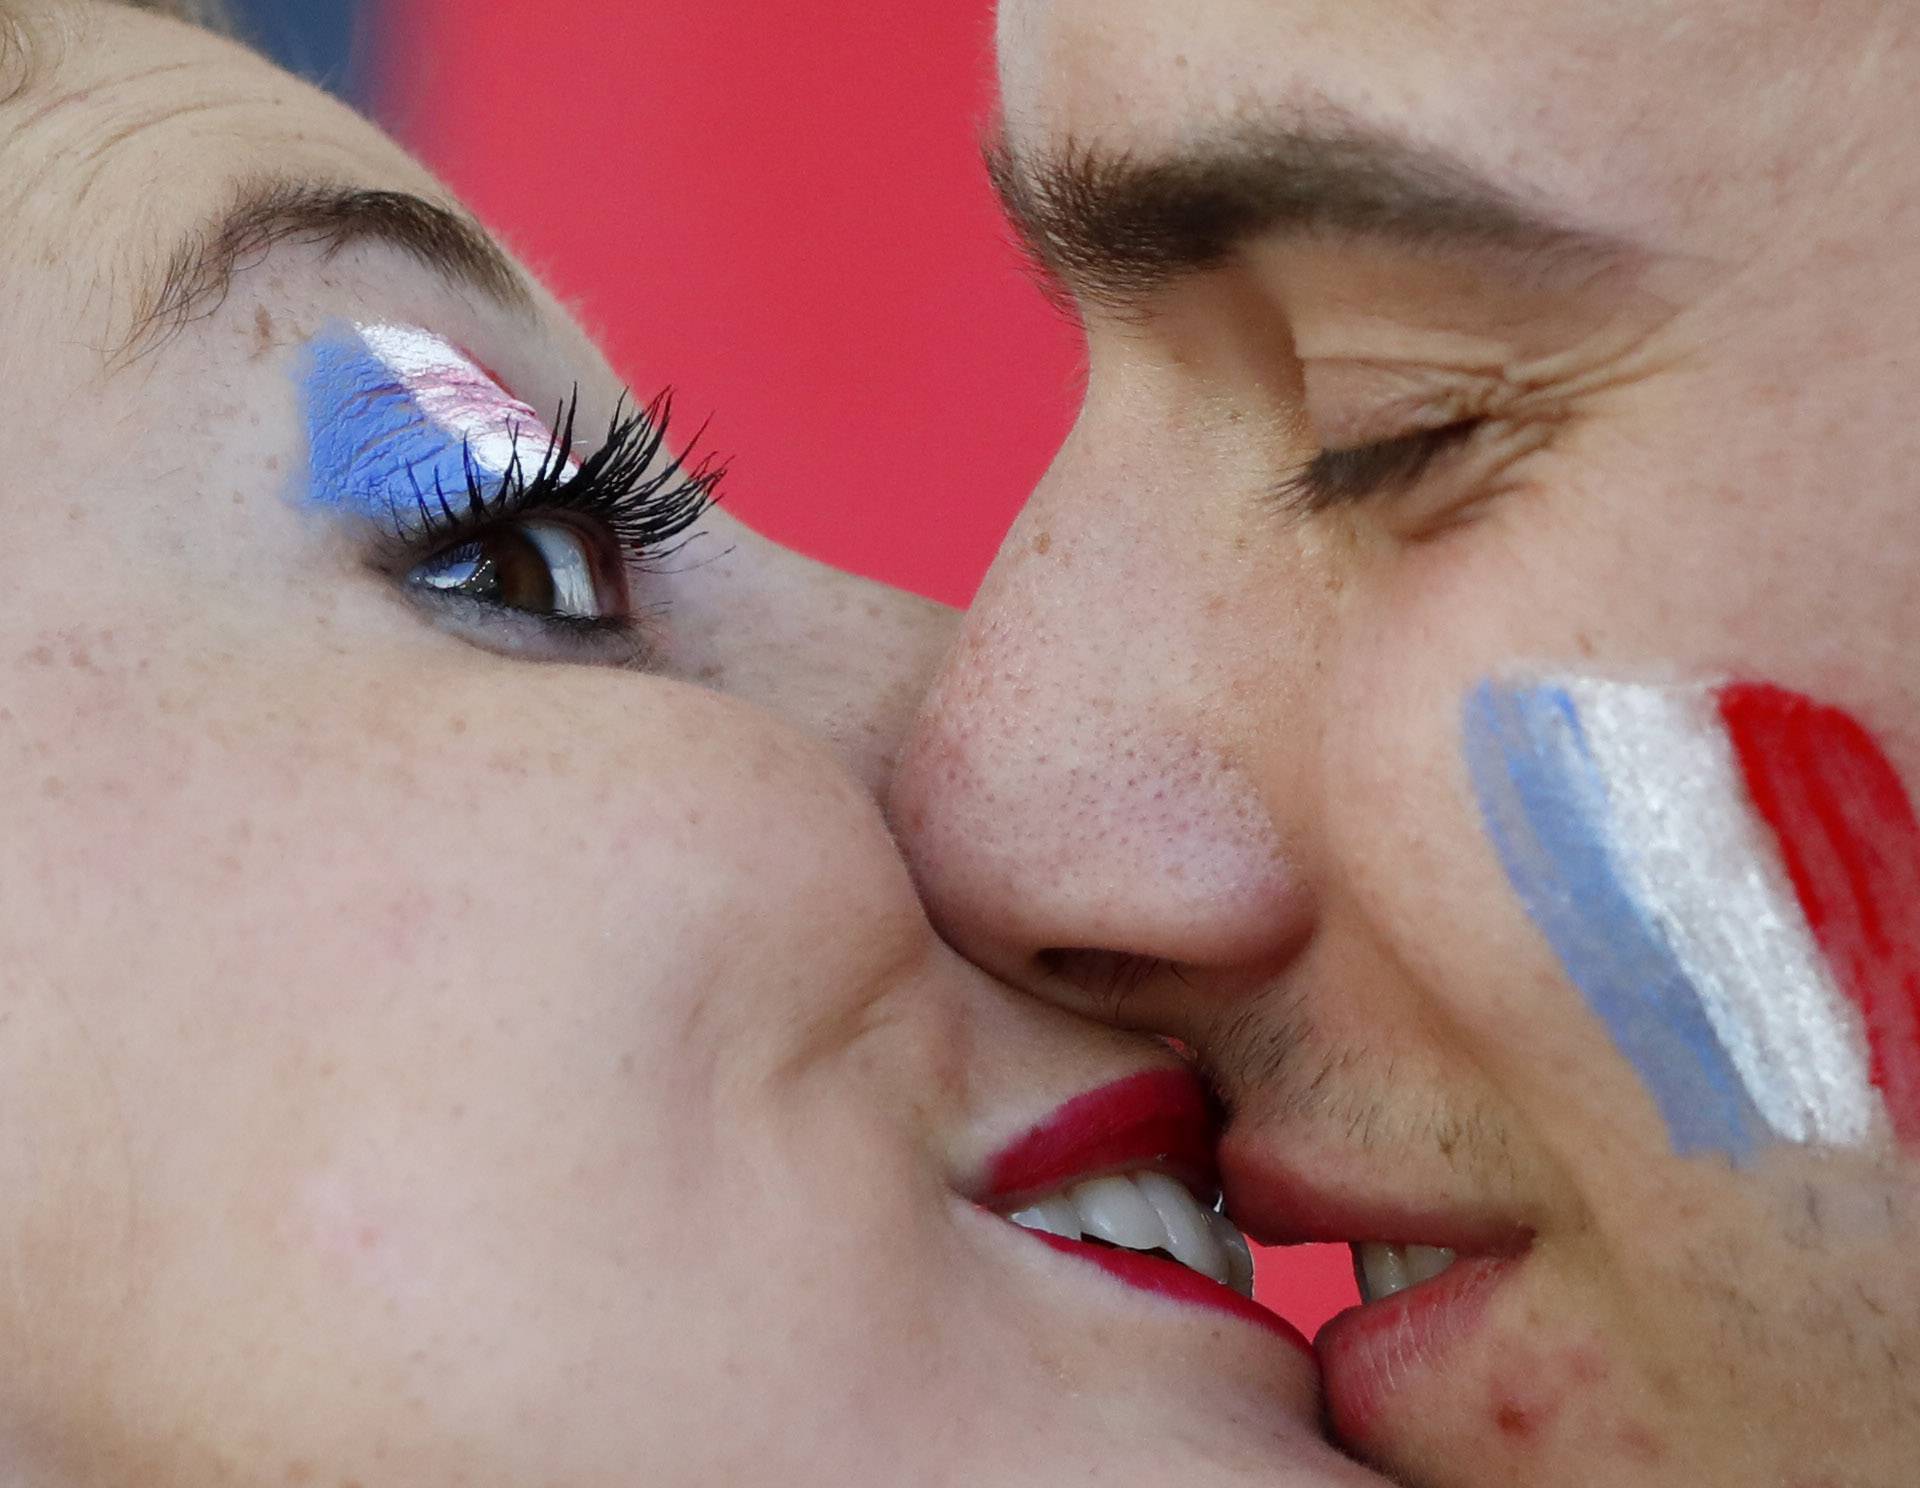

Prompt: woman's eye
[{"left": 407, "top": 517, "right": 629, "bottom": 622}]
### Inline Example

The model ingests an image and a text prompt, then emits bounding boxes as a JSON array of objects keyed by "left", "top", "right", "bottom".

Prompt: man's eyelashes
[{"left": 1273, "top": 419, "right": 1482, "bottom": 516}]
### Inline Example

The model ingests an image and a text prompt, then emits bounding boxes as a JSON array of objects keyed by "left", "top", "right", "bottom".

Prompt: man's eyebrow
[
  {"left": 986, "top": 118, "right": 1628, "bottom": 310},
  {"left": 121, "top": 177, "right": 534, "bottom": 361}
]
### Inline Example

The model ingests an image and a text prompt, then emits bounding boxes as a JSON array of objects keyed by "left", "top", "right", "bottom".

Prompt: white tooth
[
  {"left": 1404, "top": 1244, "right": 1457, "bottom": 1285},
  {"left": 1069, "top": 1174, "right": 1169, "bottom": 1251},
  {"left": 1008, "top": 1195, "right": 1082, "bottom": 1240},
  {"left": 1358, "top": 1242, "right": 1412, "bottom": 1303},
  {"left": 1135, "top": 1172, "right": 1229, "bottom": 1283},
  {"left": 1210, "top": 1210, "right": 1256, "bottom": 1298}
]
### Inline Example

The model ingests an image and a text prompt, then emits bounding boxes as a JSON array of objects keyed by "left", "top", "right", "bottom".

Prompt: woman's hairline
[
  {"left": 1, "top": 0, "right": 239, "bottom": 106},
  {"left": 102, "top": 0, "right": 233, "bottom": 32}
]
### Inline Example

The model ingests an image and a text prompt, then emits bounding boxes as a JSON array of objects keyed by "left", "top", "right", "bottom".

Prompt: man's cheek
[{"left": 1461, "top": 671, "right": 1920, "bottom": 1164}]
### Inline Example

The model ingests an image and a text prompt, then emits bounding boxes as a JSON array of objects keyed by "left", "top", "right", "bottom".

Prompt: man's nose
[{"left": 888, "top": 425, "right": 1315, "bottom": 1011}]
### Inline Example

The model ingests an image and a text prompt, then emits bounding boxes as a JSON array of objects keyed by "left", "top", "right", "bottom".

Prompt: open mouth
[
  {"left": 1214, "top": 1129, "right": 1534, "bottom": 1446},
  {"left": 1005, "top": 1169, "right": 1254, "bottom": 1295},
  {"left": 978, "top": 1068, "right": 1303, "bottom": 1346},
  {"left": 1352, "top": 1241, "right": 1459, "bottom": 1303}
]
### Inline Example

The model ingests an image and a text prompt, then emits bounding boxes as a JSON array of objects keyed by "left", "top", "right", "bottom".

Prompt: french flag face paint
[
  {"left": 1464, "top": 675, "right": 1920, "bottom": 1162},
  {"left": 300, "top": 322, "right": 574, "bottom": 530}
]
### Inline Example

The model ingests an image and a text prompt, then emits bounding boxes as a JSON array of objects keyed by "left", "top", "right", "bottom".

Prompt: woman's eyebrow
[{"left": 117, "top": 177, "right": 534, "bottom": 363}]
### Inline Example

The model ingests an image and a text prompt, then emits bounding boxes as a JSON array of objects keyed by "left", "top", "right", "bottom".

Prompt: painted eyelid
[{"left": 297, "top": 320, "right": 575, "bottom": 537}]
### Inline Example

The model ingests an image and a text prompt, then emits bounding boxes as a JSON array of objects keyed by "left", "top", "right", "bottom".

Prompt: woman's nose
[
  {"left": 886, "top": 435, "right": 1314, "bottom": 1018},
  {"left": 669, "top": 524, "right": 958, "bottom": 798}
]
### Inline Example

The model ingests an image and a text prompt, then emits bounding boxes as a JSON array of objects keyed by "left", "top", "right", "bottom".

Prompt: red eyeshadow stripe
[{"left": 1718, "top": 683, "right": 1920, "bottom": 1142}]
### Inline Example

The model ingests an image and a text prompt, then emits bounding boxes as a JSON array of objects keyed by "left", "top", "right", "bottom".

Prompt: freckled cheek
[{"left": 278, "top": 1170, "right": 456, "bottom": 1319}]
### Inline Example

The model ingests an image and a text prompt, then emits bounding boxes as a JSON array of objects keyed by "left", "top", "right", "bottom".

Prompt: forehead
[
  {"left": 0, "top": 7, "right": 436, "bottom": 348},
  {"left": 995, "top": 0, "right": 1919, "bottom": 249}
]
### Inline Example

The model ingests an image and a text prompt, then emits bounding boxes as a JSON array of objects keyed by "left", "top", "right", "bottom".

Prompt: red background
[{"left": 378, "top": 0, "right": 1356, "bottom": 1333}]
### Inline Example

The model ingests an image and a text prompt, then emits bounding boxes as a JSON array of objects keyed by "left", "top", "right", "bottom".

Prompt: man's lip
[
  {"left": 1317, "top": 1256, "right": 1519, "bottom": 1445},
  {"left": 1218, "top": 1133, "right": 1531, "bottom": 1255},
  {"left": 981, "top": 1067, "right": 1218, "bottom": 1206}
]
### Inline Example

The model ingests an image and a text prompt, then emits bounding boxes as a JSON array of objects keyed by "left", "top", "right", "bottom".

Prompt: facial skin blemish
[
  {"left": 1463, "top": 675, "right": 1916, "bottom": 1160},
  {"left": 298, "top": 321, "right": 572, "bottom": 532}
]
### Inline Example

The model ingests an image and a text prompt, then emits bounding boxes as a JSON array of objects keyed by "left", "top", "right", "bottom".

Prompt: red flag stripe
[{"left": 1718, "top": 683, "right": 1920, "bottom": 1143}]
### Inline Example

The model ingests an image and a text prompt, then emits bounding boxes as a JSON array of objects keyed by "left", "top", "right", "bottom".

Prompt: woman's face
[{"left": 0, "top": 7, "right": 1374, "bottom": 1485}]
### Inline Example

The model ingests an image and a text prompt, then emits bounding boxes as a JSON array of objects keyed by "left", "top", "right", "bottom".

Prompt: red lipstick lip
[
  {"left": 980, "top": 1070, "right": 1303, "bottom": 1347},
  {"left": 1317, "top": 1255, "right": 1518, "bottom": 1445},
  {"left": 981, "top": 1067, "right": 1219, "bottom": 1206},
  {"left": 1029, "top": 1232, "right": 1312, "bottom": 1356}
]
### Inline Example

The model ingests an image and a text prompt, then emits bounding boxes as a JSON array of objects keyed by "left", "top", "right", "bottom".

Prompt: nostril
[{"left": 1038, "top": 947, "right": 1188, "bottom": 1024}]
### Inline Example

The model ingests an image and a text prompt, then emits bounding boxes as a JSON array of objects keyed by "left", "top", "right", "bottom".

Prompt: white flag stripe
[
  {"left": 1566, "top": 679, "right": 1877, "bottom": 1145},
  {"left": 358, "top": 323, "right": 570, "bottom": 481}
]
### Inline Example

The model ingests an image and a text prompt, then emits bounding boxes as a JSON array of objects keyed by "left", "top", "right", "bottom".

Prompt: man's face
[{"left": 891, "top": 2, "right": 1920, "bottom": 1483}]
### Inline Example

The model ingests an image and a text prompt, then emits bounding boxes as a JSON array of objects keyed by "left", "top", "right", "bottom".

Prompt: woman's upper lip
[
  {"left": 981, "top": 1067, "right": 1219, "bottom": 1207},
  {"left": 1218, "top": 1126, "right": 1532, "bottom": 1256}
]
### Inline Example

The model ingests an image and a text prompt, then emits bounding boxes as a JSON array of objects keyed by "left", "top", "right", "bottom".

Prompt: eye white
[{"left": 521, "top": 520, "right": 601, "bottom": 619}]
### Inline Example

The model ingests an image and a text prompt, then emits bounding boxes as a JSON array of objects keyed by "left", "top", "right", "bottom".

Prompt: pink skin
[
  {"left": 890, "top": 2, "right": 1920, "bottom": 1484},
  {"left": 0, "top": 10, "right": 1393, "bottom": 1488}
]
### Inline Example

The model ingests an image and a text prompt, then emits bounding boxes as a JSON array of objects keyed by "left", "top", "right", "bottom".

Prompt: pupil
[{"left": 422, "top": 531, "right": 559, "bottom": 614}]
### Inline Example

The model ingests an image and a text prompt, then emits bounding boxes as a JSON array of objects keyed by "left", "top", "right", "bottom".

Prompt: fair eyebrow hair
[
  {"left": 120, "top": 176, "right": 534, "bottom": 360},
  {"left": 986, "top": 117, "right": 1633, "bottom": 311}
]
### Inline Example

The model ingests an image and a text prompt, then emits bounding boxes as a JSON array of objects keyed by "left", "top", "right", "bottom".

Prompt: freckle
[
  {"left": 449, "top": 716, "right": 468, "bottom": 734},
  {"left": 1032, "top": 530, "right": 1053, "bottom": 556},
  {"left": 41, "top": 776, "right": 64, "bottom": 799},
  {"left": 26, "top": 644, "right": 51, "bottom": 666},
  {"left": 265, "top": 454, "right": 282, "bottom": 473},
  {"left": 354, "top": 1224, "right": 381, "bottom": 1251},
  {"left": 255, "top": 304, "right": 275, "bottom": 348},
  {"left": 618, "top": 1051, "right": 637, "bottom": 1077},
  {"left": 285, "top": 1461, "right": 314, "bottom": 1484},
  {"left": 1575, "top": 631, "right": 1596, "bottom": 658}
]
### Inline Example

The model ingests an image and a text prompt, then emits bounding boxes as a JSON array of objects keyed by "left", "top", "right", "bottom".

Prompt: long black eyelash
[
  {"left": 1274, "top": 421, "right": 1479, "bottom": 517},
  {"left": 405, "top": 385, "right": 724, "bottom": 566}
]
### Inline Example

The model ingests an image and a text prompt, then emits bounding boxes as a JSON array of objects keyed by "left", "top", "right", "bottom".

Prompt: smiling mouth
[
  {"left": 1352, "top": 1242, "right": 1459, "bottom": 1303},
  {"left": 978, "top": 1068, "right": 1301, "bottom": 1343},
  {"left": 1004, "top": 1169, "right": 1255, "bottom": 1296}
]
